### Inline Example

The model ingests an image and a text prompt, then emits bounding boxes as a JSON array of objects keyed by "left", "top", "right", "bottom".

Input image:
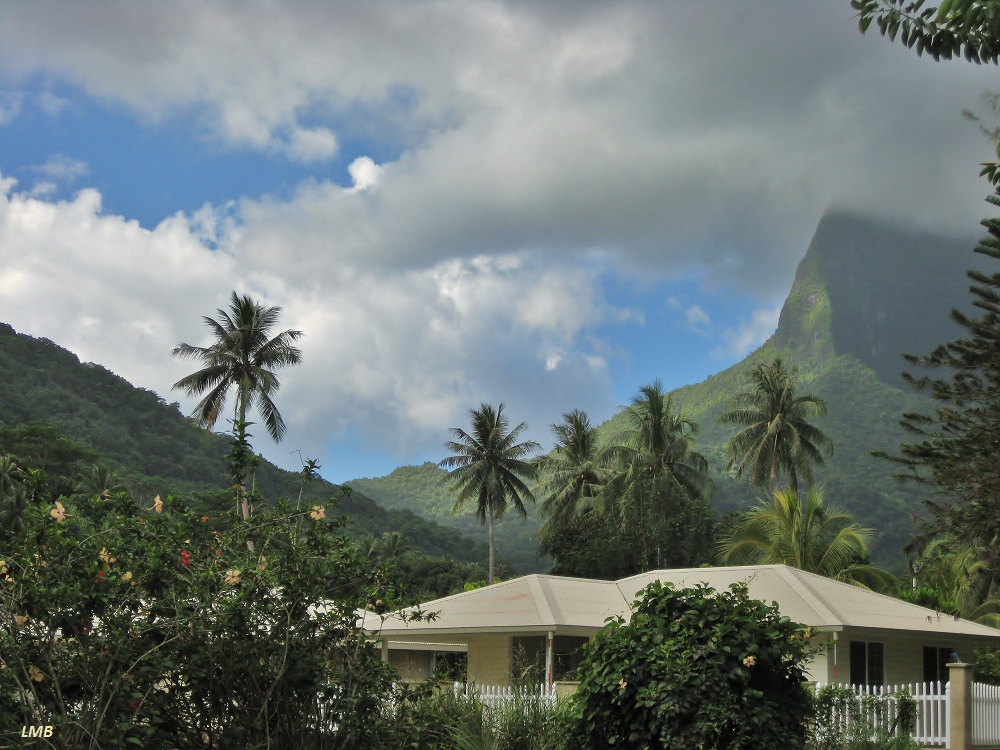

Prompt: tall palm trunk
[{"left": 488, "top": 512, "right": 495, "bottom": 584}]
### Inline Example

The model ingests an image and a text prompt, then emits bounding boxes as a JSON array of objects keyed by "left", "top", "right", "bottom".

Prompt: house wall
[
  {"left": 467, "top": 635, "right": 511, "bottom": 686},
  {"left": 773, "top": 631, "right": 967, "bottom": 687},
  {"left": 885, "top": 633, "right": 959, "bottom": 685}
]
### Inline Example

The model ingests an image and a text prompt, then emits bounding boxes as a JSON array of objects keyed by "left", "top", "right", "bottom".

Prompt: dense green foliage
[
  {"left": 809, "top": 685, "right": 921, "bottom": 750},
  {"left": 851, "top": 0, "right": 1000, "bottom": 64},
  {"left": 0, "top": 480, "right": 411, "bottom": 747},
  {"left": 569, "top": 581, "right": 814, "bottom": 750},
  {"left": 535, "top": 386, "right": 717, "bottom": 579},
  {"left": 717, "top": 487, "right": 896, "bottom": 591}
]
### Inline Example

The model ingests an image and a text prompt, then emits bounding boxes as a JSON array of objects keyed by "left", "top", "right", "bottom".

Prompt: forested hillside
[
  {"left": 349, "top": 462, "right": 547, "bottom": 574},
  {"left": 0, "top": 322, "right": 490, "bottom": 568}
]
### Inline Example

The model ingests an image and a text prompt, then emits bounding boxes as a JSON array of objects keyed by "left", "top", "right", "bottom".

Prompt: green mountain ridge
[
  {"left": 354, "top": 211, "right": 986, "bottom": 574},
  {"left": 0, "top": 322, "right": 490, "bottom": 566}
]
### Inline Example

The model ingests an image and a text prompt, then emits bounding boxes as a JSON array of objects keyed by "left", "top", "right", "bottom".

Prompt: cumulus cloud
[
  {"left": 0, "top": 2, "right": 995, "bottom": 296},
  {"left": 0, "top": 176, "right": 620, "bottom": 472}
]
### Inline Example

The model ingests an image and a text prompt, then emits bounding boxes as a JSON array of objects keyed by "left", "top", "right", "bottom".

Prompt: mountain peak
[{"left": 769, "top": 211, "right": 976, "bottom": 384}]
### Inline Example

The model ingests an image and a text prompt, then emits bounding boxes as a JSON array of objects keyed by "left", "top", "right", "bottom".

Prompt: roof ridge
[
  {"left": 774, "top": 566, "right": 844, "bottom": 626},
  {"left": 526, "top": 576, "right": 556, "bottom": 627}
]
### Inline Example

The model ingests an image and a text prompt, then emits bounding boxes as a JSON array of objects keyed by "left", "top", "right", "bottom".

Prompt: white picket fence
[
  {"left": 813, "top": 681, "right": 949, "bottom": 746},
  {"left": 973, "top": 681, "right": 1000, "bottom": 747},
  {"left": 453, "top": 682, "right": 557, "bottom": 710}
]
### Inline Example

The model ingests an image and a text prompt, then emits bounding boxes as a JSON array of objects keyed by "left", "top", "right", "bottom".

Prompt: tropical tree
[
  {"left": 911, "top": 535, "right": 1000, "bottom": 626},
  {"left": 439, "top": 403, "right": 539, "bottom": 584},
  {"left": 78, "top": 463, "right": 126, "bottom": 499},
  {"left": 587, "top": 381, "right": 717, "bottom": 575},
  {"left": 851, "top": 0, "right": 1000, "bottom": 64},
  {"left": 172, "top": 291, "right": 304, "bottom": 444},
  {"left": 607, "top": 380, "right": 715, "bottom": 503},
  {"left": 717, "top": 486, "right": 895, "bottom": 591},
  {"left": 718, "top": 358, "right": 833, "bottom": 493},
  {"left": 533, "top": 409, "right": 614, "bottom": 524}
]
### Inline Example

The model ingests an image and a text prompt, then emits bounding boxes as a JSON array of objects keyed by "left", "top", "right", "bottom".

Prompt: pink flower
[{"left": 49, "top": 501, "right": 69, "bottom": 523}]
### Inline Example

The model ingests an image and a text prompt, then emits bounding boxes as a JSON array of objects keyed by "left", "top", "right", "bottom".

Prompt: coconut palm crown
[
  {"left": 533, "top": 409, "right": 615, "bottom": 523},
  {"left": 172, "top": 291, "right": 304, "bottom": 443},
  {"left": 440, "top": 403, "right": 539, "bottom": 584},
  {"left": 718, "top": 357, "right": 833, "bottom": 493},
  {"left": 717, "top": 486, "right": 895, "bottom": 591},
  {"left": 606, "top": 380, "right": 715, "bottom": 504}
]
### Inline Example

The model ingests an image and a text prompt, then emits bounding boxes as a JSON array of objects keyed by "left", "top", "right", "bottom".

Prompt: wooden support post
[
  {"left": 947, "top": 661, "right": 974, "bottom": 750},
  {"left": 546, "top": 631, "right": 554, "bottom": 688}
]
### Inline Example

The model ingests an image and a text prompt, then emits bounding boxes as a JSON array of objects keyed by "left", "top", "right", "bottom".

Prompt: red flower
[
  {"left": 95, "top": 569, "right": 106, "bottom": 583},
  {"left": 180, "top": 550, "right": 192, "bottom": 568}
]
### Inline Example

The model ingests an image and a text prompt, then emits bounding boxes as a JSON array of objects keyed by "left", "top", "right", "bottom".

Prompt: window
[
  {"left": 849, "top": 641, "right": 884, "bottom": 687},
  {"left": 923, "top": 646, "right": 953, "bottom": 685}
]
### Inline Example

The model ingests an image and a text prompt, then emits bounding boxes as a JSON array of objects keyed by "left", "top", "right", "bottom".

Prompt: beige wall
[
  {"left": 467, "top": 635, "right": 511, "bottom": 686},
  {"left": 786, "top": 631, "right": 965, "bottom": 686}
]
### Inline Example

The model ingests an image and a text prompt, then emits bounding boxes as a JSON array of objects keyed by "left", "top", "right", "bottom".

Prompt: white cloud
[
  {"left": 285, "top": 126, "right": 338, "bottom": 163},
  {"left": 685, "top": 305, "right": 712, "bottom": 336},
  {"left": 0, "top": 2, "right": 994, "bottom": 296},
  {"left": 0, "top": 177, "right": 619, "bottom": 472},
  {"left": 31, "top": 153, "right": 89, "bottom": 183},
  {"left": 713, "top": 304, "right": 783, "bottom": 360},
  {"left": 0, "top": 2, "right": 996, "bottom": 475},
  {"left": 347, "top": 156, "right": 382, "bottom": 191}
]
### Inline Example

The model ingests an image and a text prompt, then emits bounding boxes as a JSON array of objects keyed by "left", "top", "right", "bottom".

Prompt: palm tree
[
  {"left": 440, "top": 403, "right": 539, "bottom": 584},
  {"left": 718, "top": 358, "right": 833, "bottom": 493},
  {"left": 717, "top": 486, "right": 895, "bottom": 591},
  {"left": 533, "top": 410, "right": 614, "bottom": 524},
  {"left": 0, "top": 455, "right": 25, "bottom": 535},
  {"left": 79, "top": 464, "right": 126, "bottom": 499},
  {"left": 915, "top": 536, "right": 1000, "bottom": 626},
  {"left": 607, "top": 380, "right": 714, "bottom": 503},
  {"left": 172, "top": 291, "right": 304, "bottom": 444}
]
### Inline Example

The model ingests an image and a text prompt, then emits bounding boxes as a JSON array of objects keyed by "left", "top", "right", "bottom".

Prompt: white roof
[{"left": 365, "top": 565, "right": 1000, "bottom": 646}]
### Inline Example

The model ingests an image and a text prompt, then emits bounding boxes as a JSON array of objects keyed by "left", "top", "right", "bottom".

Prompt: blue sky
[{"left": 0, "top": 2, "right": 997, "bottom": 482}]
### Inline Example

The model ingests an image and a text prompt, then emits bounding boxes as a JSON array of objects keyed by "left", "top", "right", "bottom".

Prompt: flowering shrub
[
  {"left": 569, "top": 581, "right": 814, "bottom": 750},
  {"left": 0, "top": 485, "right": 409, "bottom": 748}
]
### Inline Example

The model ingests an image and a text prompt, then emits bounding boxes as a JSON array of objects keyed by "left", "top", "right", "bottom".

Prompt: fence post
[{"left": 947, "top": 662, "right": 975, "bottom": 750}]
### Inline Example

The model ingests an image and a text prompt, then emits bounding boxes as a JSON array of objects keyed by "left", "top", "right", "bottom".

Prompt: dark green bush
[{"left": 569, "top": 580, "right": 814, "bottom": 750}]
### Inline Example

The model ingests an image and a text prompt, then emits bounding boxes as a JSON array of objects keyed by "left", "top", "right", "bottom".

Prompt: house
[{"left": 363, "top": 564, "right": 1000, "bottom": 687}]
